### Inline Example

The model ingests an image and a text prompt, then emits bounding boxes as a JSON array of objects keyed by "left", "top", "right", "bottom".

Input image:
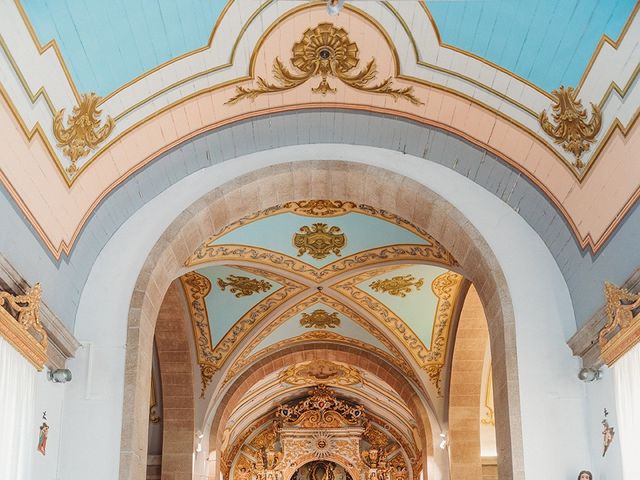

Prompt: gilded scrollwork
[
  {"left": 539, "top": 86, "right": 601, "bottom": 169},
  {"left": 333, "top": 270, "right": 463, "bottom": 394},
  {"left": 227, "top": 24, "right": 420, "bottom": 105},
  {"left": 0, "top": 283, "right": 48, "bottom": 370},
  {"left": 279, "top": 360, "right": 363, "bottom": 386},
  {"left": 300, "top": 309, "right": 341, "bottom": 329},
  {"left": 224, "top": 293, "right": 419, "bottom": 385},
  {"left": 217, "top": 275, "right": 273, "bottom": 297},
  {"left": 293, "top": 224, "right": 346, "bottom": 260},
  {"left": 369, "top": 275, "right": 424, "bottom": 297},
  {"left": 180, "top": 268, "right": 306, "bottom": 397},
  {"left": 52, "top": 93, "right": 114, "bottom": 176},
  {"left": 599, "top": 282, "right": 640, "bottom": 366}
]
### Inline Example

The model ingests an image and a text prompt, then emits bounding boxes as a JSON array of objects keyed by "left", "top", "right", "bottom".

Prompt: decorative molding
[
  {"left": 599, "top": 282, "right": 640, "bottom": 366},
  {"left": 0, "top": 283, "right": 47, "bottom": 370},
  {"left": 217, "top": 275, "right": 272, "bottom": 297},
  {"left": 224, "top": 293, "right": 419, "bottom": 385},
  {"left": 227, "top": 23, "right": 420, "bottom": 105},
  {"left": 180, "top": 268, "right": 306, "bottom": 397},
  {"left": 53, "top": 93, "right": 114, "bottom": 177},
  {"left": 279, "top": 360, "right": 363, "bottom": 387},
  {"left": 293, "top": 223, "right": 346, "bottom": 260},
  {"left": 568, "top": 267, "right": 640, "bottom": 368},
  {"left": 186, "top": 201, "right": 456, "bottom": 267},
  {"left": 300, "top": 309, "right": 341, "bottom": 329},
  {"left": 539, "top": 86, "right": 602, "bottom": 170},
  {"left": 0, "top": 255, "right": 79, "bottom": 369},
  {"left": 369, "top": 275, "right": 424, "bottom": 297},
  {"left": 333, "top": 270, "right": 463, "bottom": 394}
]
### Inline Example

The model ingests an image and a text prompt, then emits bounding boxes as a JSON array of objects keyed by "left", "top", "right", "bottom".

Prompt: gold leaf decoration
[
  {"left": 293, "top": 223, "right": 346, "bottom": 260},
  {"left": 369, "top": 274, "right": 424, "bottom": 297},
  {"left": 53, "top": 93, "right": 114, "bottom": 176},
  {"left": 299, "top": 309, "right": 341, "bottom": 329},
  {"left": 227, "top": 23, "right": 421, "bottom": 105},
  {"left": 217, "top": 275, "right": 272, "bottom": 297},
  {"left": 539, "top": 86, "right": 601, "bottom": 169},
  {"left": 599, "top": 282, "right": 640, "bottom": 366},
  {"left": 279, "top": 360, "right": 362, "bottom": 386}
]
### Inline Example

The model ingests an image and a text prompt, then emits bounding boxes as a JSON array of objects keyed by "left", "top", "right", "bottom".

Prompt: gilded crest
[
  {"left": 293, "top": 223, "right": 346, "bottom": 260},
  {"left": 227, "top": 23, "right": 420, "bottom": 105},
  {"left": 217, "top": 275, "right": 272, "bottom": 297},
  {"left": 279, "top": 360, "right": 362, "bottom": 386},
  {"left": 53, "top": 93, "right": 114, "bottom": 176},
  {"left": 300, "top": 309, "right": 341, "bottom": 329},
  {"left": 539, "top": 86, "right": 601, "bottom": 169},
  {"left": 369, "top": 274, "right": 424, "bottom": 297}
]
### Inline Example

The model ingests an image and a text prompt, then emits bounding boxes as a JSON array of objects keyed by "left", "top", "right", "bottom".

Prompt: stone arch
[
  {"left": 447, "top": 286, "right": 490, "bottom": 479},
  {"left": 154, "top": 282, "right": 196, "bottom": 480},
  {"left": 207, "top": 342, "right": 433, "bottom": 457},
  {"left": 118, "top": 160, "right": 524, "bottom": 480}
]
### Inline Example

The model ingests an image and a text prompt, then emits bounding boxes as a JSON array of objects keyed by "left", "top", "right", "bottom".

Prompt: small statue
[
  {"left": 577, "top": 471, "right": 592, "bottom": 480},
  {"left": 602, "top": 408, "right": 615, "bottom": 457}
]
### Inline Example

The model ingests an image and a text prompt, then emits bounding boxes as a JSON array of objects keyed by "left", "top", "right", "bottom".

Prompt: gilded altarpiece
[{"left": 230, "top": 386, "right": 411, "bottom": 480}]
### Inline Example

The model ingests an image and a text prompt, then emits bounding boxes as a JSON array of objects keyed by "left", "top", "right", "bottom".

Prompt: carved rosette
[
  {"left": 539, "top": 86, "right": 601, "bottom": 170},
  {"left": 227, "top": 23, "right": 421, "bottom": 105},
  {"left": 0, "top": 283, "right": 48, "bottom": 370},
  {"left": 53, "top": 93, "right": 114, "bottom": 177}
]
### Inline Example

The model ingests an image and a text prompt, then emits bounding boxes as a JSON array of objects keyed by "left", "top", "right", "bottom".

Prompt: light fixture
[
  {"left": 196, "top": 431, "right": 204, "bottom": 453},
  {"left": 47, "top": 368, "right": 72, "bottom": 383},
  {"left": 578, "top": 367, "right": 602, "bottom": 382},
  {"left": 327, "top": 0, "right": 345, "bottom": 16}
]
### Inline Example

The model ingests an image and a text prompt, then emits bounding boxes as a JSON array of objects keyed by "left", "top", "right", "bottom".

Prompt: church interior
[{"left": 1, "top": 1, "right": 639, "bottom": 479}]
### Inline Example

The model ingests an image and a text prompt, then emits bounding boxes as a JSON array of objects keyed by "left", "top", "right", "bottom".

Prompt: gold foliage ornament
[
  {"left": 227, "top": 23, "right": 421, "bottom": 105},
  {"left": 294, "top": 223, "right": 346, "bottom": 260},
  {"left": 279, "top": 359, "right": 362, "bottom": 386},
  {"left": 539, "top": 86, "right": 601, "bottom": 169},
  {"left": 217, "top": 275, "right": 272, "bottom": 297},
  {"left": 300, "top": 309, "right": 341, "bottom": 329},
  {"left": 369, "top": 274, "right": 424, "bottom": 297},
  {"left": 53, "top": 93, "right": 114, "bottom": 176}
]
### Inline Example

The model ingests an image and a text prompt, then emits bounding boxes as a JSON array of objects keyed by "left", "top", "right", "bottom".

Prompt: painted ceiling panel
[
  {"left": 197, "top": 265, "right": 282, "bottom": 347},
  {"left": 212, "top": 212, "right": 428, "bottom": 268},
  {"left": 20, "top": 0, "right": 227, "bottom": 95},
  {"left": 425, "top": 0, "right": 636, "bottom": 91},
  {"left": 358, "top": 265, "right": 448, "bottom": 347},
  {"left": 250, "top": 303, "right": 392, "bottom": 356}
]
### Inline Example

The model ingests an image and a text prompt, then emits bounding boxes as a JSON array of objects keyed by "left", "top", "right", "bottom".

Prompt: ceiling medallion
[
  {"left": 369, "top": 274, "right": 424, "bottom": 297},
  {"left": 217, "top": 274, "right": 272, "bottom": 297},
  {"left": 293, "top": 223, "right": 346, "bottom": 260},
  {"left": 227, "top": 23, "right": 421, "bottom": 105},
  {"left": 280, "top": 360, "right": 363, "bottom": 386},
  {"left": 539, "top": 86, "right": 601, "bottom": 169},
  {"left": 300, "top": 309, "right": 341, "bottom": 329},
  {"left": 53, "top": 93, "right": 114, "bottom": 177}
]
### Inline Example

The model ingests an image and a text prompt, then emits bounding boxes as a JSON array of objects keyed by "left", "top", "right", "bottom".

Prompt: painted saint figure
[{"left": 37, "top": 422, "right": 49, "bottom": 455}]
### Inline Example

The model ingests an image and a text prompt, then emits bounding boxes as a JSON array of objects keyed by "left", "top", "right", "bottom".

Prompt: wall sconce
[
  {"left": 47, "top": 368, "right": 72, "bottom": 383},
  {"left": 578, "top": 367, "right": 602, "bottom": 382}
]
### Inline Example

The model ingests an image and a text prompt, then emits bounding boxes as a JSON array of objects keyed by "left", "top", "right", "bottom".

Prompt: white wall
[
  {"left": 32, "top": 370, "right": 67, "bottom": 480},
  {"left": 62, "top": 145, "right": 594, "bottom": 480}
]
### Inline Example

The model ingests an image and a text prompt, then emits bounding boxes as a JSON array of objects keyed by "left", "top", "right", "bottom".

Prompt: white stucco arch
[{"left": 62, "top": 145, "right": 588, "bottom": 480}]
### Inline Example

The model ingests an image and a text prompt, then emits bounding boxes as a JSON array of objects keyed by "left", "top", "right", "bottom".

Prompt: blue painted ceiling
[{"left": 19, "top": 0, "right": 636, "bottom": 96}]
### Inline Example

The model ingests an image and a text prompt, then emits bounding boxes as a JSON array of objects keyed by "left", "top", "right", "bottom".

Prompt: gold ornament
[
  {"left": 227, "top": 23, "right": 421, "bottom": 105},
  {"left": 300, "top": 309, "right": 341, "bottom": 329},
  {"left": 279, "top": 360, "right": 362, "bottom": 386},
  {"left": 369, "top": 274, "right": 424, "bottom": 297},
  {"left": 0, "top": 283, "right": 48, "bottom": 370},
  {"left": 293, "top": 223, "right": 346, "bottom": 260},
  {"left": 217, "top": 275, "right": 272, "bottom": 297},
  {"left": 53, "top": 93, "right": 114, "bottom": 176},
  {"left": 539, "top": 86, "right": 601, "bottom": 169},
  {"left": 599, "top": 282, "right": 640, "bottom": 366}
]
